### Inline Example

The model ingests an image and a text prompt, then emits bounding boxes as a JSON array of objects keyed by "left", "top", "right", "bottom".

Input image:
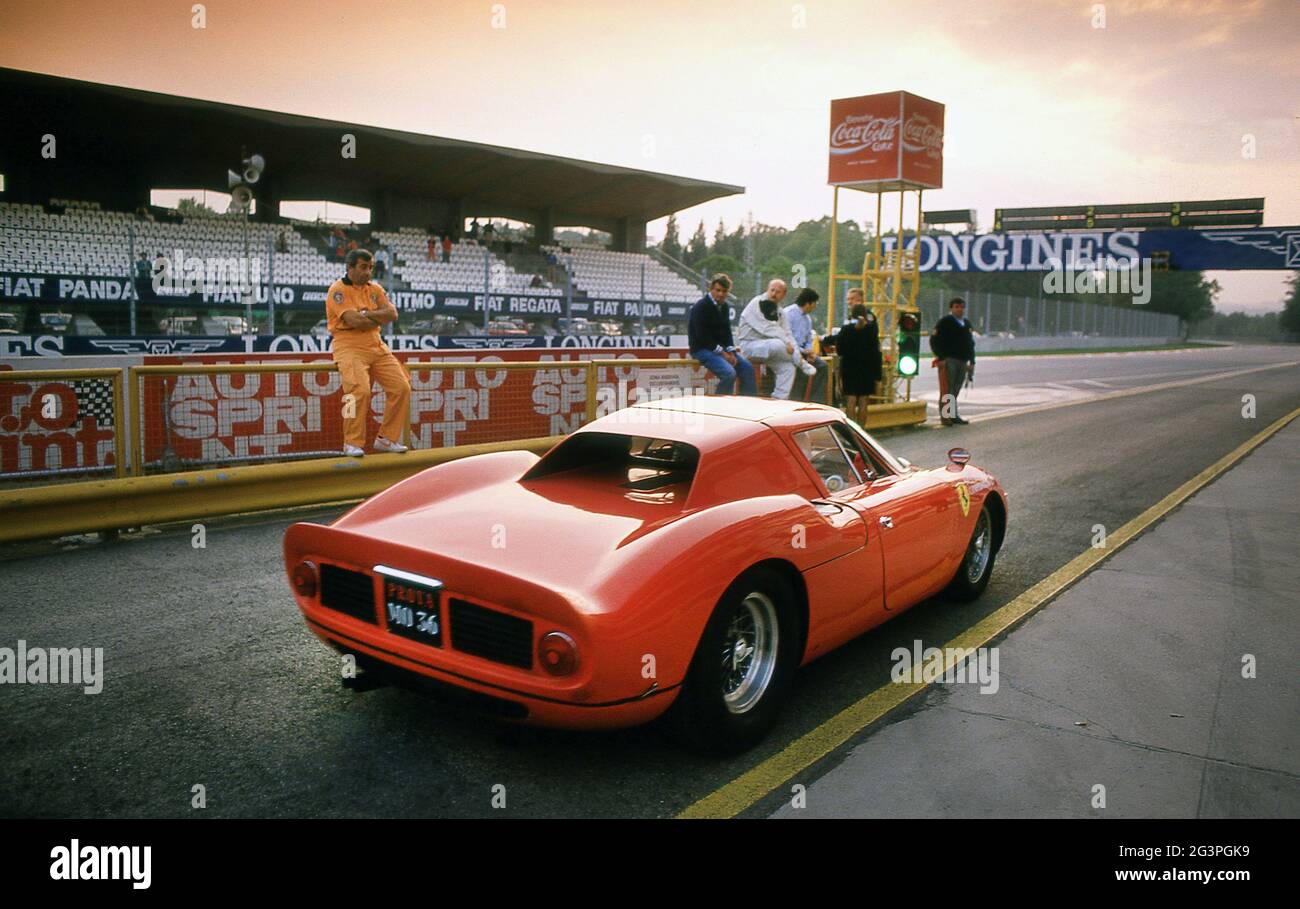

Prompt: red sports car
[{"left": 283, "top": 395, "right": 1007, "bottom": 752}]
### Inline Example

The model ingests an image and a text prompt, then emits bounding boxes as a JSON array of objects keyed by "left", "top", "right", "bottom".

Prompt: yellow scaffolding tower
[{"left": 826, "top": 185, "right": 924, "bottom": 405}]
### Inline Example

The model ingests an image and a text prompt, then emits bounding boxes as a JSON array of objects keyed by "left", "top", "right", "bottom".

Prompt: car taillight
[
  {"left": 538, "top": 632, "right": 578, "bottom": 676},
  {"left": 291, "top": 561, "right": 318, "bottom": 598}
]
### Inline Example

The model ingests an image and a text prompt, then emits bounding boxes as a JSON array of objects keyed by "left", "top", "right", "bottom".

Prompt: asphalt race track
[{"left": 2, "top": 344, "right": 1297, "bottom": 818}]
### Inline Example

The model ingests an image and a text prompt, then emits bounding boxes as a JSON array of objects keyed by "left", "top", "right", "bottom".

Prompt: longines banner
[
  {"left": 0, "top": 275, "right": 691, "bottom": 320},
  {"left": 880, "top": 226, "right": 1300, "bottom": 271},
  {"left": 0, "top": 333, "right": 683, "bottom": 358}
]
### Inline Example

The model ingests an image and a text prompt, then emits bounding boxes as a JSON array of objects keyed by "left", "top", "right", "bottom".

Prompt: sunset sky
[{"left": 2, "top": 0, "right": 1297, "bottom": 312}]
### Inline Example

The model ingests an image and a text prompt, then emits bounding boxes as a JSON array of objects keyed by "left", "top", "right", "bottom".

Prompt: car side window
[
  {"left": 832, "top": 423, "right": 888, "bottom": 480},
  {"left": 793, "top": 425, "right": 863, "bottom": 493}
]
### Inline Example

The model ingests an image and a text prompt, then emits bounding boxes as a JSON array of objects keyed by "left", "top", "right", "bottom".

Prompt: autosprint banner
[
  {"left": 878, "top": 226, "right": 1300, "bottom": 271},
  {"left": 0, "top": 273, "right": 693, "bottom": 319},
  {"left": 0, "top": 333, "right": 684, "bottom": 358}
]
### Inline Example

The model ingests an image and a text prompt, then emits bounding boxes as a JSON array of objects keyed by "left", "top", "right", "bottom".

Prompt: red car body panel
[{"left": 283, "top": 396, "right": 1007, "bottom": 730}]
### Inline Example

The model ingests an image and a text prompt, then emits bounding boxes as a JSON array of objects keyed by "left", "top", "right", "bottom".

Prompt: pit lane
[{"left": 2, "top": 345, "right": 1297, "bottom": 818}]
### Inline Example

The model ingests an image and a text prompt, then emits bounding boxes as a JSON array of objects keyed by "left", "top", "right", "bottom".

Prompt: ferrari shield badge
[{"left": 956, "top": 482, "right": 971, "bottom": 517}]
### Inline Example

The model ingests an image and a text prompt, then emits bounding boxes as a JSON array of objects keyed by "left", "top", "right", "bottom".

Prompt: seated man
[
  {"left": 783, "top": 287, "right": 829, "bottom": 401},
  {"left": 688, "top": 273, "right": 756, "bottom": 396},
  {"left": 737, "top": 279, "right": 816, "bottom": 400}
]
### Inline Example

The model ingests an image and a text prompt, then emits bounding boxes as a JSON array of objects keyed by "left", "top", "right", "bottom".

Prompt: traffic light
[{"left": 896, "top": 312, "right": 921, "bottom": 377}]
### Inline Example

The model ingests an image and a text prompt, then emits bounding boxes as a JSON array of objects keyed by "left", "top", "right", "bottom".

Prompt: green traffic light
[{"left": 898, "top": 355, "right": 918, "bottom": 376}]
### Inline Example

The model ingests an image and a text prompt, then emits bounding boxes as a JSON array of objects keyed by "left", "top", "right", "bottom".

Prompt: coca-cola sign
[
  {"left": 828, "top": 91, "right": 944, "bottom": 189},
  {"left": 830, "top": 115, "right": 899, "bottom": 155},
  {"left": 902, "top": 114, "right": 942, "bottom": 157}
]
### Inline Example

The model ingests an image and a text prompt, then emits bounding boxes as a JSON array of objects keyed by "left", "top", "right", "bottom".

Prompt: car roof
[{"left": 630, "top": 395, "right": 840, "bottom": 423}]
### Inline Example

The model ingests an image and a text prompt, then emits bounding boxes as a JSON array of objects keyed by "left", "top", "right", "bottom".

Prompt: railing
[
  {"left": 0, "top": 368, "right": 126, "bottom": 480},
  {"left": 2, "top": 354, "right": 851, "bottom": 486}
]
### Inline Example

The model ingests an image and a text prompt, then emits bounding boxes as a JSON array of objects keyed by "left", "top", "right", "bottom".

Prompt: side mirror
[
  {"left": 946, "top": 448, "right": 970, "bottom": 471},
  {"left": 897, "top": 456, "right": 913, "bottom": 470}
]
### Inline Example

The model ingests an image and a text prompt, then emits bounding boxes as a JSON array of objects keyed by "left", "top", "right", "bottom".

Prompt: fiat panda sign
[{"left": 828, "top": 91, "right": 944, "bottom": 189}]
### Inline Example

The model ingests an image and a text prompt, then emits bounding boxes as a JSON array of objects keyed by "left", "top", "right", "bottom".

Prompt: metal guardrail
[
  {"left": 0, "top": 355, "right": 922, "bottom": 543},
  {"left": 3, "top": 355, "right": 858, "bottom": 484}
]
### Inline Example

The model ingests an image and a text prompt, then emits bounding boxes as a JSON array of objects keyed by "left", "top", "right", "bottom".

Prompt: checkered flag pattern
[{"left": 74, "top": 378, "right": 115, "bottom": 427}]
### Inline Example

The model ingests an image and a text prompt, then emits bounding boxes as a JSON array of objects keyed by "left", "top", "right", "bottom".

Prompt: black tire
[
  {"left": 946, "top": 503, "right": 997, "bottom": 601},
  {"left": 671, "top": 566, "right": 799, "bottom": 755}
]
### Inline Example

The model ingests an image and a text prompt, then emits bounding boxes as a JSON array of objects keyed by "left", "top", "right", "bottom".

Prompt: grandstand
[
  {"left": 542, "top": 245, "right": 699, "bottom": 304},
  {"left": 0, "top": 66, "right": 743, "bottom": 337},
  {"left": 374, "top": 228, "right": 561, "bottom": 296}
]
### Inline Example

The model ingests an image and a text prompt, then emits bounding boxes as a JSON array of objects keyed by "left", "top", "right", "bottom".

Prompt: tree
[
  {"left": 1145, "top": 271, "right": 1218, "bottom": 336},
  {"left": 686, "top": 220, "right": 709, "bottom": 268},
  {"left": 177, "top": 196, "right": 217, "bottom": 217},
  {"left": 695, "top": 254, "right": 744, "bottom": 281},
  {"left": 1281, "top": 272, "right": 1300, "bottom": 338},
  {"left": 660, "top": 213, "right": 683, "bottom": 262}
]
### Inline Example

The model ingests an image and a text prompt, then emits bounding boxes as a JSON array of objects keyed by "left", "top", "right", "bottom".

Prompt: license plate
[{"left": 376, "top": 567, "right": 443, "bottom": 647}]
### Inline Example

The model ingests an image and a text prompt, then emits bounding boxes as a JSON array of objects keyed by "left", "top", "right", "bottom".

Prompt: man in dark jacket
[
  {"left": 930, "top": 297, "right": 976, "bottom": 425},
  {"left": 688, "top": 273, "right": 756, "bottom": 396}
]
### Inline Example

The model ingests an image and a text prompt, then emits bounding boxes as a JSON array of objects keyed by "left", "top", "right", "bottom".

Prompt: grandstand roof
[{"left": 0, "top": 68, "right": 743, "bottom": 225}]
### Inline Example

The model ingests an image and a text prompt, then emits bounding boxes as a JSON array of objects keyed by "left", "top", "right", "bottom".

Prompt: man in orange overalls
[{"left": 327, "top": 249, "right": 411, "bottom": 456}]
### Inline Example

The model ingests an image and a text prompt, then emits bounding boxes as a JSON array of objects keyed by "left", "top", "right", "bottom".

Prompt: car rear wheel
[
  {"left": 672, "top": 566, "right": 799, "bottom": 754},
  {"left": 947, "top": 504, "right": 996, "bottom": 601}
]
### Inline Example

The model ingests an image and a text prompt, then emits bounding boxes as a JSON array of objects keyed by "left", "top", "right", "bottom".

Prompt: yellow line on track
[{"left": 678, "top": 404, "right": 1300, "bottom": 819}]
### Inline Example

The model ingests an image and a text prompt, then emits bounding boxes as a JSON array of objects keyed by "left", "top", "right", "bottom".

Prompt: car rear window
[{"left": 522, "top": 432, "right": 699, "bottom": 492}]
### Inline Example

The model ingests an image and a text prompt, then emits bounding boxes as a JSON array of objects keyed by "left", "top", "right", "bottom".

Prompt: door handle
[{"left": 878, "top": 515, "right": 894, "bottom": 529}]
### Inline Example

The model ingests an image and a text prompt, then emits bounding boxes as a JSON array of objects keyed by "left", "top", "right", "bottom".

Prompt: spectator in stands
[
  {"left": 482, "top": 222, "right": 496, "bottom": 246},
  {"left": 152, "top": 251, "right": 168, "bottom": 281},
  {"left": 737, "top": 279, "right": 816, "bottom": 400},
  {"left": 427, "top": 234, "right": 437, "bottom": 261},
  {"left": 688, "top": 273, "right": 755, "bottom": 396},
  {"left": 530, "top": 274, "right": 543, "bottom": 288},
  {"left": 441, "top": 234, "right": 453, "bottom": 263},
  {"left": 784, "top": 287, "right": 828, "bottom": 401},
  {"left": 134, "top": 252, "right": 152, "bottom": 300},
  {"left": 275, "top": 230, "right": 289, "bottom": 254},
  {"left": 373, "top": 244, "right": 390, "bottom": 281},
  {"left": 468, "top": 219, "right": 480, "bottom": 240},
  {"left": 326, "top": 248, "right": 411, "bottom": 456}
]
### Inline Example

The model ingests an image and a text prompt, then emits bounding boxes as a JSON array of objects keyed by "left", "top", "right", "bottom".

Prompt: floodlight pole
[
  {"left": 243, "top": 205, "right": 252, "bottom": 333},
  {"left": 127, "top": 225, "right": 138, "bottom": 335},
  {"left": 483, "top": 246, "right": 491, "bottom": 333}
]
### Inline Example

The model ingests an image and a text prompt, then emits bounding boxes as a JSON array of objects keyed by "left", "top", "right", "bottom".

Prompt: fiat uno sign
[{"left": 828, "top": 91, "right": 944, "bottom": 190}]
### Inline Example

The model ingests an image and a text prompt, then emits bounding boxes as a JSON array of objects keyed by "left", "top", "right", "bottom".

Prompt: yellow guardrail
[
  {"left": 0, "top": 435, "right": 565, "bottom": 545},
  {"left": 2, "top": 354, "right": 927, "bottom": 543}
]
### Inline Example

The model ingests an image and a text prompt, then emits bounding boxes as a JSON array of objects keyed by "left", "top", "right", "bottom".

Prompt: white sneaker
[
  {"left": 343, "top": 444, "right": 365, "bottom": 457},
  {"left": 373, "top": 436, "right": 409, "bottom": 453},
  {"left": 798, "top": 357, "right": 818, "bottom": 376}
]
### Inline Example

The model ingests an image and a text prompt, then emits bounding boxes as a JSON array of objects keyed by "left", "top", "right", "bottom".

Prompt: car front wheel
[
  {"left": 672, "top": 566, "right": 799, "bottom": 755},
  {"left": 947, "top": 504, "right": 996, "bottom": 601}
]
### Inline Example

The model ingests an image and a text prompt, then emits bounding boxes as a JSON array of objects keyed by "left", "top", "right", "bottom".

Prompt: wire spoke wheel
[
  {"left": 964, "top": 508, "right": 992, "bottom": 584},
  {"left": 719, "top": 592, "right": 779, "bottom": 715}
]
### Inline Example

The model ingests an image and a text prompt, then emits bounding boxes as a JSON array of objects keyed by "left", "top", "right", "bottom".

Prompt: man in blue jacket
[{"left": 688, "top": 273, "right": 756, "bottom": 396}]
